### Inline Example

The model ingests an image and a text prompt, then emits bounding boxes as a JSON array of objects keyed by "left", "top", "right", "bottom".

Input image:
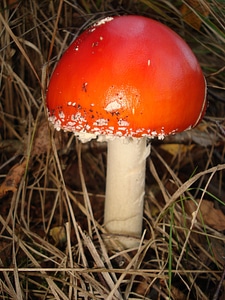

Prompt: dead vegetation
[{"left": 0, "top": 0, "right": 225, "bottom": 299}]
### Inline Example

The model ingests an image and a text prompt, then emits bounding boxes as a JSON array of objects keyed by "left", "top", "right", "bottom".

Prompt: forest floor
[{"left": 0, "top": 0, "right": 225, "bottom": 299}]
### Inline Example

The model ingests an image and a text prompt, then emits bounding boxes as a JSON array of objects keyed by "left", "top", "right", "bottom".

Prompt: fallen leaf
[
  {"left": 160, "top": 143, "right": 194, "bottom": 156},
  {"left": 0, "top": 159, "right": 27, "bottom": 198},
  {"left": 6, "top": 0, "right": 19, "bottom": 9},
  {"left": 49, "top": 226, "right": 66, "bottom": 246},
  {"left": 180, "top": 0, "right": 210, "bottom": 30},
  {"left": 31, "top": 119, "right": 51, "bottom": 157},
  {"left": 31, "top": 118, "right": 69, "bottom": 157},
  {"left": 186, "top": 200, "right": 225, "bottom": 231}
]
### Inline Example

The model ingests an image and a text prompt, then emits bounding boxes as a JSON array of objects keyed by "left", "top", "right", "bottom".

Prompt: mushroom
[{"left": 46, "top": 15, "right": 207, "bottom": 248}]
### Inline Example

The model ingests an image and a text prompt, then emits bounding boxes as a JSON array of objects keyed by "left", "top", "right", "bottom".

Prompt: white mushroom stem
[{"left": 104, "top": 136, "right": 150, "bottom": 248}]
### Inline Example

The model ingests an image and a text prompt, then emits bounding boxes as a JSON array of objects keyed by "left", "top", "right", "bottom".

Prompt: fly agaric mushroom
[{"left": 46, "top": 15, "right": 207, "bottom": 248}]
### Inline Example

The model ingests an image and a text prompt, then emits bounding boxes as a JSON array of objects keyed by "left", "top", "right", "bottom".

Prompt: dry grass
[{"left": 0, "top": 0, "right": 225, "bottom": 299}]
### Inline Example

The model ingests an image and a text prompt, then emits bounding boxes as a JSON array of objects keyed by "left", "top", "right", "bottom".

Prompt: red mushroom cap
[{"left": 46, "top": 15, "right": 207, "bottom": 140}]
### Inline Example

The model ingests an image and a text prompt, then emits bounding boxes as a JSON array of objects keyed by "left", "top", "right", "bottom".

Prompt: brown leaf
[
  {"left": 180, "top": 0, "right": 210, "bottom": 30},
  {"left": 31, "top": 118, "right": 69, "bottom": 157},
  {"left": 31, "top": 119, "right": 51, "bottom": 157},
  {"left": 186, "top": 200, "right": 225, "bottom": 231},
  {"left": 0, "top": 159, "right": 27, "bottom": 198},
  {"left": 6, "top": 0, "right": 19, "bottom": 9}
]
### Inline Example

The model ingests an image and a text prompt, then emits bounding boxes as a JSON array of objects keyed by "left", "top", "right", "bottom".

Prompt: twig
[{"left": 213, "top": 263, "right": 225, "bottom": 300}]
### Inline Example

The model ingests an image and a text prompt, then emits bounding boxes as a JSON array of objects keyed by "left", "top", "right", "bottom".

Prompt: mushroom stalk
[{"left": 104, "top": 137, "right": 150, "bottom": 248}]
